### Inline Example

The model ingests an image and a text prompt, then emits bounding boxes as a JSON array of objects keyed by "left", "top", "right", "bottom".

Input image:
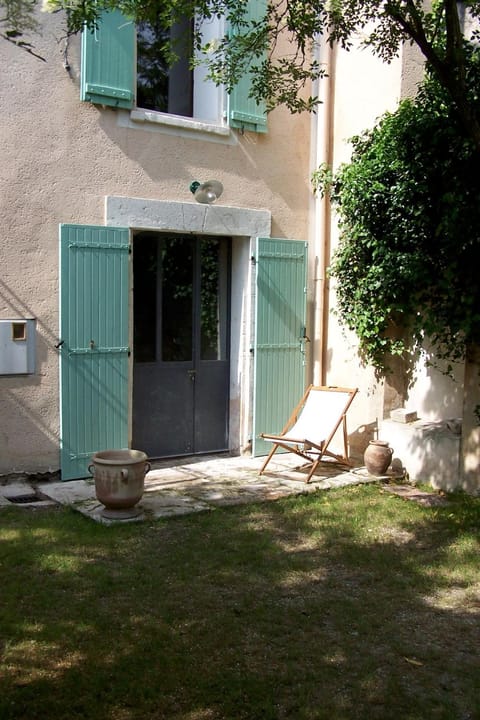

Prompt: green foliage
[
  {"left": 311, "top": 162, "right": 334, "bottom": 198},
  {"left": 4, "top": 1, "right": 480, "bottom": 137},
  {"left": 325, "top": 59, "right": 480, "bottom": 376}
]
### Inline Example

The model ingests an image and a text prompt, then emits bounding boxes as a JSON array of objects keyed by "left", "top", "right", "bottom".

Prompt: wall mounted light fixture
[{"left": 190, "top": 180, "right": 224, "bottom": 204}]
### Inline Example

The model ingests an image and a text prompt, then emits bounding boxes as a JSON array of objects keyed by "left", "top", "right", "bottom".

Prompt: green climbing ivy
[{"left": 315, "top": 55, "right": 480, "bottom": 381}]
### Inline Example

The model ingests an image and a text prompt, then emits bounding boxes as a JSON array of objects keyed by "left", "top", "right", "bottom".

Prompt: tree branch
[{"left": 386, "top": 1, "right": 480, "bottom": 152}]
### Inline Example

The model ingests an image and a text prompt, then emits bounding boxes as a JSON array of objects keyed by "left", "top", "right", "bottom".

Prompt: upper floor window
[
  {"left": 136, "top": 17, "right": 193, "bottom": 117},
  {"left": 80, "top": 4, "right": 267, "bottom": 133},
  {"left": 136, "top": 15, "right": 223, "bottom": 123}
]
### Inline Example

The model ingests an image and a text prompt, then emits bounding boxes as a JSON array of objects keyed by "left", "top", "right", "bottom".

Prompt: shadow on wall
[
  {"left": 322, "top": 323, "right": 477, "bottom": 491},
  {"left": 385, "top": 344, "right": 464, "bottom": 420},
  {"left": 380, "top": 353, "right": 466, "bottom": 490},
  {"left": 0, "top": 277, "right": 59, "bottom": 372},
  {"left": 0, "top": 388, "right": 60, "bottom": 474},
  {"left": 379, "top": 418, "right": 463, "bottom": 492},
  {"left": 95, "top": 104, "right": 307, "bottom": 213},
  {"left": 349, "top": 420, "right": 378, "bottom": 458},
  {"left": 384, "top": 352, "right": 479, "bottom": 493},
  {"left": 413, "top": 358, "right": 464, "bottom": 419},
  {"left": 0, "top": 278, "right": 60, "bottom": 474}
]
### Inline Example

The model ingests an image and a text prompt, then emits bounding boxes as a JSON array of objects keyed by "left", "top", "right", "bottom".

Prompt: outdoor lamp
[{"left": 190, "top": 180, "right": 224, "bottom": 204}]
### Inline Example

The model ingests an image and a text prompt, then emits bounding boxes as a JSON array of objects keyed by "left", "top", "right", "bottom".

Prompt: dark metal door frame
[{"left": 132, "top": 231, "right": 231, "bottom": 458}]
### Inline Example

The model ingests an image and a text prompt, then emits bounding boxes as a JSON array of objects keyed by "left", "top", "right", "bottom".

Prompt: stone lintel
[{"left": 105, "top": 196, "right": 272, "bottom": 238}]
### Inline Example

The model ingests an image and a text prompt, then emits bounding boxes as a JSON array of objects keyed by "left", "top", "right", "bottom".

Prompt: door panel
[
  {"left": 59, "top": 224, "right": 130, "bottom": 480},
  {"left": 133, "top": 234, "right": 194, "bottom": 456},
  {"left": 133, "top": 232, "right": 230, "bottom": 457},
  {"left": 253, "top": 238, "right": 308, "bottom": 456},
  {"left": 133, "top": 363, "right": 194, "bottom": 456},
  {"left": 194, "top": 361, "right": 230, "bottom": 451}
]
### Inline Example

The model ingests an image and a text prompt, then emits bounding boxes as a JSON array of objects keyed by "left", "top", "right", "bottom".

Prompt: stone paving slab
[
  {"left": 1, "top": 481, "right": 38, "bottom": 499},
  {"left": 0, "top": 453, "right": 384, "bottom": 523},
  {"left": 72, "top": 494, "right": 211, "bottom": 524},
  {"left": 383, "top": 484, "right": 449, "bottom": 507},
  {"left": 0, "top": 481, "right": 58, "bottom": 508},
  {"left": 35, "top": 478, "right": 97, "bottom": 504}
]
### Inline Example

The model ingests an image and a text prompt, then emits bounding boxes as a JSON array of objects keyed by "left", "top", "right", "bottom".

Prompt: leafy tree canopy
[{"left": 2, "top": 1, "right": 480, "bottom": 146}]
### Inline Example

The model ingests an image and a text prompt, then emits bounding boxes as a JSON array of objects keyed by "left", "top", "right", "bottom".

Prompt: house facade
[{"left": 0, "top": 5, "right": 478, "bottom": 491}]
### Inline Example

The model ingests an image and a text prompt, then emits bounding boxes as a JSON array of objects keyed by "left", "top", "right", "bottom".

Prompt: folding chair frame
[{"left": 258, "top": 385, "right": 358, "bottom": 483}]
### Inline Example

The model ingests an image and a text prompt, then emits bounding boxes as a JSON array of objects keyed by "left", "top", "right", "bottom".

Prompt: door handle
[{"left": 187, "top": 370, "right": 196, "bottom": 381}]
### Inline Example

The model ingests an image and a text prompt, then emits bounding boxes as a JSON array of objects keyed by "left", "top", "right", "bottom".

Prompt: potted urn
[
  {"left": 364, "top": 440, "right": 393, "bottom": 476},
  {"left": 88, "top": 449, "right": 151, "bottom": 519}
]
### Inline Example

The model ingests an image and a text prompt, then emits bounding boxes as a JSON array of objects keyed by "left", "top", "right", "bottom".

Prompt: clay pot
[
  {"left": 364, "top": 440, "right": 393, "bottom": 476},
  {"left": 88, "top": 449, "right": 151, "bottom": 519}
]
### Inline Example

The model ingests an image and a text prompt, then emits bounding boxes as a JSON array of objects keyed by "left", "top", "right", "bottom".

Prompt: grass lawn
[{"left": 0, "top": 483, "right": 479, "bottom": 720}]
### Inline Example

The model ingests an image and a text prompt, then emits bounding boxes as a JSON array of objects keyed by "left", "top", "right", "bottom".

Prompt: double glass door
[{"left": 132, "top": 232, "right": 231, "bottom": 457}]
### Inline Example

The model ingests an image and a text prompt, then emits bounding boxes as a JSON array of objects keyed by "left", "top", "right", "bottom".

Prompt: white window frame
[{"left": 133, "top": 15, "right": 226, "bottom": 129}]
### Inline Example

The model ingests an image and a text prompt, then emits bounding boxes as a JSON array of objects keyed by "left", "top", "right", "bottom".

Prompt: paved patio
[{"left": 0, "top": 452, "right": 383, "bottom": 523}]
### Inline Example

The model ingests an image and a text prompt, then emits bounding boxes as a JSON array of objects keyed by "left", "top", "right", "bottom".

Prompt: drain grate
[
  {"left": 7, "top": 490, "right": 51, "bottom": 505},
  {"left": 8, "top": 493, "right": 41, "bottom": 504}
]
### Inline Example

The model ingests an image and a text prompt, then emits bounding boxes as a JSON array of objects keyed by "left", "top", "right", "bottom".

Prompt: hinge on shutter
[{"left": 251, "top": 256, "right": 256, "bottom": 265}]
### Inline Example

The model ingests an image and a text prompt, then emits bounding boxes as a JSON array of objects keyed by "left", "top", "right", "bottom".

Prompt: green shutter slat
[
  {"left": 252, "top": 238, "right": 308, "bottom": 456},
  {"left": 59, "top": 224, "right": 130, "bottom": 480},
  {"left": 228, "top": 0, "right": 268, "bottom": 133},
  {"left": 81, "top": 10, "right": 135, "bottom": 109},
  {"left": 84, "top": 83, "right": 133, "bottom": 102}
]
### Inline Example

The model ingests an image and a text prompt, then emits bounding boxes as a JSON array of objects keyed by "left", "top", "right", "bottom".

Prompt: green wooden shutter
[
  {"left": 228, "top": 0, "right": 268, "bottom": 133},
  {"left": 252, "top": 238, "right": 308, "bottom": 456},
  {"left": 59, "top": 224, "right": 130, "bottom": 480},
  {"left": 81, "top": 10, "right": 135, "bottom": 109}
]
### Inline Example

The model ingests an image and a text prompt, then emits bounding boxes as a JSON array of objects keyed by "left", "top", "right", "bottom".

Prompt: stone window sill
[{"left": 130, "top": 109, "right": 231, "bottom": 137}]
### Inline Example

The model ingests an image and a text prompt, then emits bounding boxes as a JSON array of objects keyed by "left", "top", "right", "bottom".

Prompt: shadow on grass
[{"left": 0, "top": 485, "right": 479, "bottom": 720}]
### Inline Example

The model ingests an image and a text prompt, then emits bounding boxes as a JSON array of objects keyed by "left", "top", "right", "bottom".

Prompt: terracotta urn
[
  {"left": 88, "top": 449, "right": 151, "bottom": 519},
  {"left": 364, "top": 440, "right": 393, "bottom": 476}
]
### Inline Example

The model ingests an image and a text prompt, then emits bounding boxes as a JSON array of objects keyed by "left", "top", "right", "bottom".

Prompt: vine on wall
[{"left": 314, "top": 57, "right": 480, "bottom": 395}]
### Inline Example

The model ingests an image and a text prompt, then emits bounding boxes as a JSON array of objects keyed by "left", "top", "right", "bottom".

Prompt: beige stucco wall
[
  {"left": 0, "top": 12, "right": 311, "bottom": 474},
  {"left": 316, "top": 40, "right": 404, "bottom": 455}
]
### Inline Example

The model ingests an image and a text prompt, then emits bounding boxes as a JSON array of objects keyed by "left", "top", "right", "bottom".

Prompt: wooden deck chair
[{"left": 259, "top": 385, "right": 358, "bottom": 483}]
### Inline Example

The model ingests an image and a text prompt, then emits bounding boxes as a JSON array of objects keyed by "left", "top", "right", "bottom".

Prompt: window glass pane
[
  {"left": 161, "top": 237, "right": 193, "bottom": 361},
  {"left": 137, "top": 18, "right": 193, "bottom": 116},
  {"left": 136, "top": 21, "right": 169, "bottom": 113},
  {"left": 133, "top": 236, "right": 157, "bottom": 363},
  {"left": 201, "top": 238, "right": 228, "bottom": 360}
]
